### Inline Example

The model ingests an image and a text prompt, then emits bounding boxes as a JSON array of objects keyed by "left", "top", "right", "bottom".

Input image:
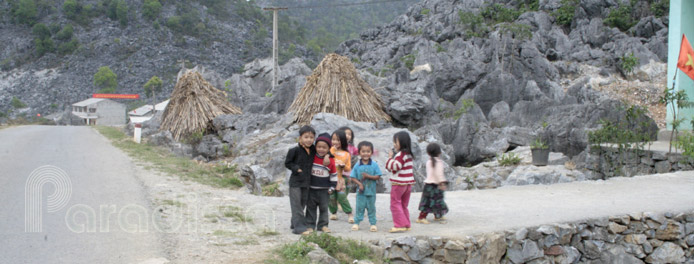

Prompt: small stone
[
  {"left": 654, "top": 161, "right": 672, "bottom": 173},
  {"left": 507, "top": 240, "right": 543, "bottom": 263},
  {"left": 307, "top": 244, "right": 340, "bottom": 264},
  {"left": 609, "top": 215, "right": 631, "bottom": 225},
  {"left": 686, "top": 223, "right": 694, "bottom": 235},
  {"left": 649, "top": 239, "right": 664, "bottom": 248},
  {"left": 686, "top": 234, "right": 694, "bottom": 247},
  {"left": 645, "top": 242, "right": 685, "bottom": 263},
  {"left": 583, "top": 240, "right": 604, "bottom": 260},
  {"left": 537, "top": 225, "right": 558, "bottom": 236},
  {"left": 644, "top": 212, "right": 666, "bottom": 224},
  {"left": 655, "top": 220, "right": 685, "bottom": 241},
  {"left": 664, "top": 212, "right": 674, "bottom": 218},
  {"left": 544, "top": 245, "right": 564, "bottom": 256},
  {"left": 515, "top": 228, "right": 529, "bottom": 241},
  {"left": 388, "top": 245, "right": 411, "bottom": 262},
  {"left": 629, "top": 212, "right": 643, "bottom": 221},
  {"left": 408, "top": 239, "right": 433, "bottom": 261},
  {"left": 590, "top": 218, "right": 609, "bottom": 227},
  {"left": 625, "top": 234, "right": 648, "bottom": 245},
  {"left": 428, "top": 237, "right": 444, "bottom": 248},
  {"left": 395, "top": 236, "right": 416, "bottom": 247},
  {"left": 685, "top": 213, "right": 694, "bottom": 222},
  {"left": 643, "top": 242, "right": 654, "bottom": 254},
  {"left": 651, "top": 151, "right": 667, "bottom": 161},
  {"left": 608, "top": 222, "right": 628, "bottom": 234}
]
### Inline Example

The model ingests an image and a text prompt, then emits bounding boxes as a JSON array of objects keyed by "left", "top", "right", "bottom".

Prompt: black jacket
[{"left": 285, "top": 143, "right": 315, "bottom": 188}]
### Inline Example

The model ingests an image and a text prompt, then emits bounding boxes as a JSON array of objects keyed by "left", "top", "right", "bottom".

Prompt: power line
[{"left": 265, "top": 0, "right": 408, "bottom": 10}]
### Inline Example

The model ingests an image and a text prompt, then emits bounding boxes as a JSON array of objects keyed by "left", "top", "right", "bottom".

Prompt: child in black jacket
[{"left": 284, "top": 125, "right": 317, "bottom": 235}]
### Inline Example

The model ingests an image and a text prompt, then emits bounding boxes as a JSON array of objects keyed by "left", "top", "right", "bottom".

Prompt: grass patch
[
  {"left": 161, "top": 199, "right": 186, "bottom": 207},
  {"left": 234, "top": 237, "right": 259, "bottom": 245},
  {"left": 213, "top": 230, "right": 235, "bottom": 237},
  {"left": 94, "top": 126, "right": 243, "bottom": 189},
  {"left": 262, "top": 182, "right": 281, "bottom": 196},
  {"left": 270, "top": 233, "right": 384, "bottom": 264},
  {"left": 220, "top": 205, "right": 253, "bottom": 223},
  {"left": 498, "top": 152, "right": 521, "bottom": 166}
]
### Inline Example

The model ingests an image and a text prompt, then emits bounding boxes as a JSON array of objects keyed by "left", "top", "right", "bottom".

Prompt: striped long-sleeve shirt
[
  {"left": 386, "top": 151, "right": 415, "bottom": 185},
  {"left": 310, "top": 155, "right": 338, "bottom": 189}
]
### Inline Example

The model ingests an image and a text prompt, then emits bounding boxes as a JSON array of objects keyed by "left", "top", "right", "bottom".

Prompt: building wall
[
  {"left": 667, "top": 0, "right": 694, "bottom": 130},
  {"left": 95, "top": 100, "right": 126, "bottom": 126}
]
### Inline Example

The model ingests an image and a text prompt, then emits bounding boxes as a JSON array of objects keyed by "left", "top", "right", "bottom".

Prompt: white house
[
  {"left": 71, "top": 98, "right": 126, "bottom": 126},
  {"left": 127, "top": 99, "right": 169, "bottom": 124}
]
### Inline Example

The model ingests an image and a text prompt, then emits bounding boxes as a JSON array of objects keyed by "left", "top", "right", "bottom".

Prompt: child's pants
[
  {"left": 354, "top": 193, "right": 377, "bottom": 225},
  {"left": 305, "top": 188, "right": 329, "bottom": 230},
  {"left": 328, "top": 190, "right": 353, "bottom": 215},
  {"left": 390, "top": 184, "right": 412, "bottom": 228},
  {"left": 289, "top": 187, "right": 309, "bottom": 234}
]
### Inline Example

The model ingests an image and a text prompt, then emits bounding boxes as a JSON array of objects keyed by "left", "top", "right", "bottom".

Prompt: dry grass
[
  {"left": 161, "top": 70, "right": 241, "bottom": 141},
  {"left": 289, "top": 53, "right": 390, "bottom": 124}
]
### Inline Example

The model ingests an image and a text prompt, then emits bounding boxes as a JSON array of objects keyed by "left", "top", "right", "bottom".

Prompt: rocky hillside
[
  {"left": 0, "top": 0, "right": 421, "bottom": 118},
  {"left": 334, "top": 0, "right": 669, "bottom": 164}
]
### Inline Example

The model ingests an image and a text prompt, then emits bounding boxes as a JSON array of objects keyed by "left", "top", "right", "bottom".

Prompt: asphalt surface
[{"left": 0, "top": 126, "right": 167, "bottom": 264}]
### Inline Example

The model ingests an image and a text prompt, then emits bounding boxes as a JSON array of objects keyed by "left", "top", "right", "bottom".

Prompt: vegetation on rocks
[{"left": 271, "top": 233, "right": 384, "bottom": 264}]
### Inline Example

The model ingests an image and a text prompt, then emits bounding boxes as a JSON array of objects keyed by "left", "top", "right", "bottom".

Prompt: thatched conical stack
[
  {"left": 161, "top": 70, "right": 241, "bottom": 141},
  {"left": 289, "top": 53, "right": 391, "bottom": 124}
]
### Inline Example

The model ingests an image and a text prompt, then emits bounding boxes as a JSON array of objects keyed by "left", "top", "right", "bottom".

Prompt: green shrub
[
  {"left": 1, "top": 58, "right": 12, "bottom": 71},
  {"left": 421, "top": 8, "right": 430, "bottom": 15},
  {"left": 14, "top": 0, "right": 38, "bottom": 25},
  {"left": 498, "top": 23, "right": 532, "bottom": 40},
  {"left": 34, "top": 37, "right": 55, "bottom": 56},
  {"left": 58, "top": 38, "right": 79, "bottom": 55},
  {"left": 604, "top": 5, "right": 635, "bottom": 31},
  {"left": 553, "top": 0, "right": 578, "bottom": 27},
  {"left": 675, "top": 132, "right": 694, "bottom": 160},
  {"left": 650, "top": 0, "right": 669, "bottom": 18},
  {"left": 400, "top": 53, "right": 416, "bottom": 70},
  {"left": 63, "top": 0, "right": 90, "bottom": 25},
  {"left": 619, "top": 52, "right": 638, "bottom": 75},
  {"left": 458, "top": 11, "right": 488, "bottom": 38},
  {"left": 435, "top": 43, "right": 446, "bottom": 53},
  {"left": 55, "top": 24, "right": 74, "bottom": 41},
  {"left": 115, "top": 0, "right": 128, "bottom": 26},
  {"left": 31, "top": 23, "right": 51, "bottom": 39},
  {"left": 142, "top": 0, "right": 161, "bottom": 21},
  {"left": 498, "top": 152, "right": 522, "bottom": 166},
  {"left": 453, "top": 99, "right": 475, "bottom": 119},
  {"left": 93, "top": 66, "right": 117, "bottom": 93},
  {"left": 481, "top": 3, "right": 521, "bottom": 24},
  {"left": 11, "top": 97, "right": 27, "bottom": 108}
]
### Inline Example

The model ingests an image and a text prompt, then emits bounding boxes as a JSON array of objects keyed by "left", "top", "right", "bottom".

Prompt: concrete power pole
[{"left": 263, "top": 7, "right": 287, "bottom": 91}]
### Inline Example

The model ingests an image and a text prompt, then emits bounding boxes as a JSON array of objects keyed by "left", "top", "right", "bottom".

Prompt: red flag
[{"left": 677, "top": 34, "right": 694, "bottom": 81}]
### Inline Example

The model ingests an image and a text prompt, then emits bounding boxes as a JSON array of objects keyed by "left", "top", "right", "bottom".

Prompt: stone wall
[
  {"left": 370, "top": 211, "right": 694, "bottom": 263},
  {"left": 582, "top": 146, "right": 694, "bottom": 179}
]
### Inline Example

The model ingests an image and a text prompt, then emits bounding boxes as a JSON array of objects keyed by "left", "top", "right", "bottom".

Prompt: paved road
[{"left": 0, "top": 126, "right": 167, "bottom": 264}]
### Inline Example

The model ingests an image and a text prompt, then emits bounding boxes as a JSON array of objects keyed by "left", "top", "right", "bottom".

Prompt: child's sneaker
[
  {"left": 321, "top": 226, "right": 331, "bottom": 233},
  {"left": 434, "top": 217, "right": 447, "bottom": 224},
  {"left": 306, "top": 228, "right": 314, "bottom": 232},
  {"left": 370, "top": 225, "right": 378, "bottom": 232},
  {"left": 348, "top": 214, "right": 354, "bottom": 224},
  {"left": 416, "top": 219, "right": 430, "bottom": 224},
  {"left": 351, "top": 224, "right": 359, "bottom": 231},
  {"left": 330, "top": 214, "right": 338, "bottom": 220}
]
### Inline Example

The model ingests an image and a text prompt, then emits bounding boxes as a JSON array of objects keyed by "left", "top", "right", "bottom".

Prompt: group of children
[{"left": 285, "top": 125, "right": 449, "bottom": 235}]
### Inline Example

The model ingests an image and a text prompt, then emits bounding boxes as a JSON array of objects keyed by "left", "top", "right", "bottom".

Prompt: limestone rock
[{"left": 645, "top": 242, "right": 685, "bottom": 263}]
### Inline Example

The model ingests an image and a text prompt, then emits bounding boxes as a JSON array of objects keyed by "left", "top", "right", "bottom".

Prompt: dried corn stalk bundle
[
  {"left": 161, "top": 70, "right": 241, "bottom": 141},
  {"left": 289, "top": 53, "right": 391, "bottom": 124}
]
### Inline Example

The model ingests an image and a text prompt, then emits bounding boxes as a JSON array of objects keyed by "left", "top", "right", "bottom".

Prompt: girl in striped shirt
[{"left": 386, "top": 131, "right": 416, "bottom": 233}]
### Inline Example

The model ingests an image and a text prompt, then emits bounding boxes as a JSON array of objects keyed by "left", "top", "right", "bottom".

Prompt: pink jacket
[{"left": 424, "top": 157, "right": 447, "bottom": 184}]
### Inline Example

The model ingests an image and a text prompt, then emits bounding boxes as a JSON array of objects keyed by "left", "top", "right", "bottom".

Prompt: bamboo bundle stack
[
  {"left": 289, "top": 53, "right": 391, "bottom": 124},
  {"left": 161, "top": 70, "right": 241, "bottom": 141}
]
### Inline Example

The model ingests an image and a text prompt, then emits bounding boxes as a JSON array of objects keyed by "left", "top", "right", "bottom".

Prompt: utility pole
[{"left": 263, "top": 7, "right": 287, "bottom": 91}]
